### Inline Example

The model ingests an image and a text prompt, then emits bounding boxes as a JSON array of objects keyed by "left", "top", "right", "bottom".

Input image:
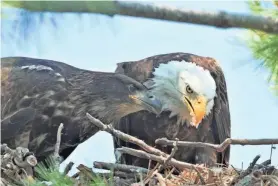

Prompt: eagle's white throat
[{"left": 147, "top": 61, "right": 217, "bottom": 126}]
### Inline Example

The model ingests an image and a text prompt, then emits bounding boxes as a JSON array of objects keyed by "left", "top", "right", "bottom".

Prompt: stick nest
[{"left": 1, "top": 114, "right": 277, "bottom": 186}]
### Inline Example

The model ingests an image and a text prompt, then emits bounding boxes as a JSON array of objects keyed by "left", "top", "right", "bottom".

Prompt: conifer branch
[{"left": 3, "top": 1, "right": 278, "bottom": 34}]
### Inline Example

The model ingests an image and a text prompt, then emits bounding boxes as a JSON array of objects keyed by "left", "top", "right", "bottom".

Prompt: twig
[
  {"left": 261, "top": 175, "right": 278, "bottom": 185},
  {"left": 77, "top": 164, "right": 96, "bottom": 180},
  {"left": 79, "top": 163, "right": 145, "bottom": 182},
  {"left": 231, "top": 165, "right": 240, "bottom": 176},
  {"left": 157, "top": 139, "right": 178, "bottom": 172},
  {"left": 117, "top": 147, "right": 199, "bottom": 171},
  {"left": 5, "top": 1, "right": 278, "bottom": 33},
  {"left": 1, "top": 171, "right": 22, "bottom": 185},
  {"left": 261, "top": 159, "right": 271, "bottom": 167},
  {"left": 239, "top": 155, "right": 261, "bottom": 179},
  {"left": 154, "top": 172, "right": 166, "bottom": 186},
  {"left": 71, "top": 172, "right": 79, "bottom": 179},
  {"left": 93, "top": 161, "right": 149, "bottom": 174},
  {"left": 98, "top": 171, "right": 144, "bottom": 180},
  {"left": 255, "top": 159, "right": 271, "bottom": 170},
  {"left": 192, "top": 166, "right": 206, "bottom": 185},
  {"left": 163, "top": 140, "right": 178, "bottom": 165},
  {"left": 54, "top": 123, "right": 64, "bottom": 160},
  {"left": 143, "top": 163, "right": 160, "bottom": 185},
  {"left": 165, "top": 167, "right": 176, "bottom": 179},
  {"left": 231, "top": 155, "right": 261, "bottom": 184},
  {"left": 270, "top": 144, "right": 276, "bottom": 162},
  {"left": 86, "top": 113, "right": 167, "bottom": 157},
  {"left": 155, "top": 138, "right": 278, "bottom": 152}
]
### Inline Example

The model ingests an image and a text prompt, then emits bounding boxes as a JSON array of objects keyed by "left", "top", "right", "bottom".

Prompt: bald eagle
[
  {"left": 113, "top": 52, "right": 231, "bottom": 168},
  {"left": 1, "top": 57, "right": 162, "bottom": 163}
]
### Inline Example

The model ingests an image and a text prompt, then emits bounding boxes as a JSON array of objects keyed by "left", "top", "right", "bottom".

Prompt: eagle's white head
[{"left": 145, "top": 61, "right": 217, "bottom": 128}]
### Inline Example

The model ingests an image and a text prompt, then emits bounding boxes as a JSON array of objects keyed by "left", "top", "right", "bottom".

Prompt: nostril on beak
[{"left": 148, "top": 95, "right": 154, "bottom": 99}]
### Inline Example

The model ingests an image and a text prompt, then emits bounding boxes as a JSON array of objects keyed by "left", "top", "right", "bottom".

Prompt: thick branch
[
  {"left": 117, "top": 147, "right": 197, "bottom": 170},
  {"left": 156, "top": 138, "right": 278, "bottom": 152},
  {"left": 86, "top": 113, "right": 167, "bottom": 157},
  {"left": 93, "top": 161, "right": 149, "bottom": 174},
  {"left": 3, "top": 1, "right": 278, "bottom": 34}
]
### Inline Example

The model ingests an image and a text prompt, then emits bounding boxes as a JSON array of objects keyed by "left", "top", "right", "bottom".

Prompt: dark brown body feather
[
  {"left": 113, "top": 52, "right": 231, "bottom": 168},
  {"left": 1, "top": 57, "right": 157, "bottom": 163}
]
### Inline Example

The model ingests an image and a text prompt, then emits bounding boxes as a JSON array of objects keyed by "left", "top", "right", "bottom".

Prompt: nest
[
  {"left": 1, "top": 144, "right": 37, "bottom": 185},
  {"left": 1, "top": 113, "right": 278, "bottom": 186}
]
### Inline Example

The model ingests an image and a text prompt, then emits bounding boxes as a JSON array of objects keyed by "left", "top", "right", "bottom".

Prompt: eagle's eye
[{"left": 186, "top": 85, "right": 193, "bottom": 94}]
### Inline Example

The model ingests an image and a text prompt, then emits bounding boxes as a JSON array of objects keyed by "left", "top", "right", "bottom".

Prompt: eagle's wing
[
  {"left": 207, "top": 62, "right": 231, "bottom": 165},
  {"left": 1, "top": 107, "right": 36, "bottom": 140},
  {"left": 115, "top": 52, "right": 231, "bottom": 165},
  {"left": 1, "top": 57, "right": 76, "bottom": 157}
]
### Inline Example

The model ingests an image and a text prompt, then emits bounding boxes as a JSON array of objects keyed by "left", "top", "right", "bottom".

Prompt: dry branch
[
  {"left": 1, "top": 144, "right": 37, "bottom": 185},
  {"left": 156, "top": 140, "right": 178, "bottom": 173},
  {"left": 63, "top": 162, "right": 74, "bottom": 175},
  {"left": 234, "top": 155, "right": 261, "bottom": 182},
  {"left": 117, "top": 147, "right": 197, "bottom": 171},
  {"left": 192, "top": 166, "right": 206, "bottom": 185},
  {"left": 93, "top": 161, "right": 149, "bottom": 174},
  {"left": 53, "top": 123, "right": 63, "bottom": 162},
  {"left": 76, "top": 163, "right": 145, "bottom": 184},
  {"left": 3, "top": 1, "right": 278, "bottom": 34},
  {"left": 86, "top": 113, "right": 167, "bottom": 157},
  {"left": 77, "top": 164, "right": 96, "bottom": 180},
  {"left": 86, "top": 113, "right": 204, "bottom": 172},
  {"left": 85, "top": 113, "right": 278, "bottom": 185},
  {"left": 163, "top": 140, "right": 178, "bottom": 165},
  {"left": 156, "top": 137, "right": 278, "bottom": 152}
]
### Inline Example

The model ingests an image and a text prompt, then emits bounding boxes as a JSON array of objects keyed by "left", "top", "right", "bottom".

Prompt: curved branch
[{"left": 155, "top": 138, "right": 278, "bottom": 152}]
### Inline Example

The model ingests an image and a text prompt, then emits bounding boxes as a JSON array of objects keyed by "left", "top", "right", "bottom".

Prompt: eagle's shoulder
[
  {"left": 1, "top": 57, "right": 69, "bottom": 89},
  {"left": 115, "top": 52, "right": 223, "bottom": 82},
  {"left": 1, "top": 57, "right": 79, "bottom": 76},
  {"left": 1, "top": 57, "right": 73, "bottom": 119}
]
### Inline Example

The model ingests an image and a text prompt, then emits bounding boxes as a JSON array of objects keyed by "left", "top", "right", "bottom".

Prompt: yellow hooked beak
[{"left": 184, "top": 95, "right": 207, "bottom": 128}]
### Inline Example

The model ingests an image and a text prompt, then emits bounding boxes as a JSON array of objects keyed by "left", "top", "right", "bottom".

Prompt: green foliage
[
  {"left": 245, "top": 1, "right": 278, "bottom": 95},
  {"left": 21, "top": 156, "right": 109, "bottom": 186}
]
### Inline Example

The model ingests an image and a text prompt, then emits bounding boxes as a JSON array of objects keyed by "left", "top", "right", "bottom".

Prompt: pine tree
[{"left": 245, "top": 1, "right": 278, "bottom": 96}]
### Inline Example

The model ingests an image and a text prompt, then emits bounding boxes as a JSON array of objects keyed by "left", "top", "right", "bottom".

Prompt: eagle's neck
[
  {"left": 67, "top": 90, "right": 123, "bottom": 143},
  {"left": 68, "top": 90, "right": 121, "bottom": 123}
]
